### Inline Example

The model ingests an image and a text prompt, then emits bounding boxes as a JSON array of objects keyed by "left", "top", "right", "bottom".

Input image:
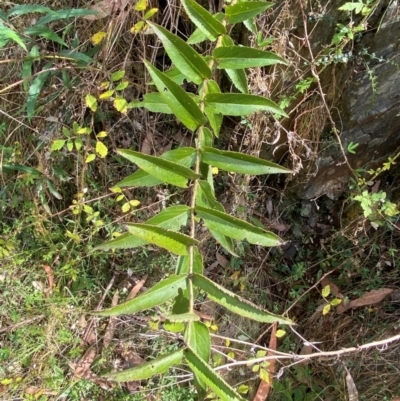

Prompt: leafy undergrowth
[{"left": 1, "top": 0, "right": 400, "bottom": 400}]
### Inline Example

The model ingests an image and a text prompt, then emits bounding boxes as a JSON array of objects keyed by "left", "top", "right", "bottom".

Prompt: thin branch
[
  {"left": 214, "top": 333, "right": 400, "bottom": 371},
  {"left": 0, "top": 315, "right": 45, "bottom": 334}
]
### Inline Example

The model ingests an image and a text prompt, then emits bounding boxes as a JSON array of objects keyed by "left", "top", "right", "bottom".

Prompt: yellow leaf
[
  {"left": 77, "top": 127, "right": 91, "bottom": 135},
  {"left": 211, "top": 324, "right": 218, "bottom": 331},
  {"left": 256, "top": 350, "right": 267, "bottom": 357},
  {"left": 230, "top": 270, "right": 240, "bottom": 280},
  {"left": 122, "top": 202, "right": 131, "bottom": 213},
  {"left": 1, "top": 378, "right": 13, "bottom": 385},
  {"left": 134, "top": 0, "right": 147, "bottom": 11},
  {"left": 227, "top": 352, "right": 235, "bottom": 359},
  {"left": 131, "top": 21, "right": 145, "bottom": 33},
  {"left": 115, "top": 81, "right": 129, "bottom": 91},
  {"left": 238, "top": 384, "right": 249, "bottom": 394},
  {"left": 110, "top": 186, "right": 122, "bottom": 193},
  {"left": 211, "top": 166, "right": 219, "bottom": 175},
  {"left": 111, "top": 70, "right": 125, "bottom": 82},
  {"left": 260, "top": 368, "right": 270, "bottom": 383},
  {"left": 95, "top": 141, "right": 108, "bottom": 158},
  {"left": 97, "top": 130, "right": 107, "bottom": 138},
  {"left": 225, "top": 339, "right": 230, "bottom": 347},
  {"left": 330, "top": 298, "right": 342, "bottom": 306},
  {"left": 91, "top": 31, "right": 107, "bottom": 45},
  {"left": 322, "top": 304, "right": 331, "bottom": 315},
  {"left": 100, "top": 81, "right": 110, "bottom": 90},
  {"left": 85, "top": 154, "right": 96, "bottom": 163},
  {"left": 276, "top": 329, "right": 286, "bottom": 338},
  {"left": 144, "top": 8, "right": 158, "bottom": 19},
  {"left": 129, "top": 199, "right": 141, "bottom": 207},
  {"left": 114, "top": 96, "right": 128, "bottom": 114},
  {"left": 252, "top": 364, "right": 260, "bottom": 372},
  {"left": 85, "top": 94, "right": 98, "bottom": 112},
  {"left": 116, "top": 194, "right": 124, "bottom": 202},
  {"left": 99, "top": 90, "right": 115, "bottom": 100},
  {"left": 322, "top": 285, "right": 330, "bottom": 298},
  {"left": 148, "top": 320, "right": 159, "bottom": 330},
  {"left": 67, "top": 140, "right": 73, "bottom": 151},
  {"left": 66, "top": 230, "right": 80, "bottom": 242}
]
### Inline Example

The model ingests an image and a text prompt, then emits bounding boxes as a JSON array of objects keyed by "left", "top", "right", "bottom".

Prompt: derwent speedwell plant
[{"left": 94, "top": 1, "right": 293, "bottom": 399}]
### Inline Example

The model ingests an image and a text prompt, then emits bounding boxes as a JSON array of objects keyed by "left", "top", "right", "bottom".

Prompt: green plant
[
  {"left": 91, "top": 0, "right": 293, "bottom": 399},
  {"left": 0, "top": 5, "right": 99, "bottom": 120},
  {"left": 347, "top": 141, "right": 359, "bottom": 154},
  {"left": 350, "top": 151, "right": 400, "bottom": 227}
]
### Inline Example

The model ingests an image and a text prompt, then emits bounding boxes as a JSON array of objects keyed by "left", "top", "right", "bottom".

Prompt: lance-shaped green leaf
[
  {"left": 104, "top": 349, "right": 184, "bottom": 381},
  {"left": 185, "top": 348, "right": 246, "bottom": 401},
  {"left": 165, "top": 313, "right": 200, "bottom": 323},
  {"left": 196, "top": 181, "right": 238, "bottom": 256},
  {"left": 214, "top": 46, "right": 287, "bottom": 69},
  {"left": 35, "top": 8, "right": 98, "bottom": 25},
  {"left": 2, "top": 163, "right": 42, "bottom": 176},
  {"left": 193, "top": 274, "right": 293, "bottom": 324},
  {"left": 210, "top": 230, "right": 237, "bottom": 256},
  {"left": 7, "top": 5, "right": 53, "bottom": 16},
  {"left": 201, "top": 147, "right": 292, "bottom": 175},
  {"left": 144, "top": 61, "right": 206, "bottom": 130},
  {"left": 176, "top": 247, "right": 203, "bottom": 275},
  {"left": 1, "top": 26, "right": 31, "bottom": 51},
  {"left": 225, "top": 2, "right": 274, "bottom": 24},
  {"left": 181, "top": 0, "right": 226, "bottom": 41},
  {"left": 26, "top": 62, "right": 53, "bottom": 119},
  {"left": 243, "top": 18, "right": 257, "bottom": 34},
  {"left": 124, "top": 224, "right": 199, "bottom": 255},
  {"left": 116, "top": 147, "right": 196, "bottom": 188},
  {"left": 184, "top": 321, "right": 210, "bottom": 396},
  {"left": 24, "top": 26, "right": 67, "bottom": 47},
  {"left": 197, "top": 180, "right": 224, "bottom": 211},
  {"left": 95, "top": 205, "right": 191, "bottom": 251},
  {"left": 95, "top": 275, "right": 187, "bottom": 316},
  {"left": 220, "top": 35, "right": 248, "bottom": 94},
  {"left": 185, "top": 321, "right": 210, "bottom": 362},
  {"left": 204, "top": 93, "right": 288, "bottom": 117},
  {"left": 128, "top": 93, "right": 173, "bottom": 114},
  {"left": 117, "top": 149, "right": 200, "bottom": 188},
  {"left": 147, "top": 22, "right": 211, "bottom": 84},
  {"left": 196, "top": 205, "right": 282, "bottom": 247},
  {"left": 164, "top": 67, "right": 187, "bottom": 85},
  {"left": 203, "top": 82, "right": 223, "bottom": 137},
  {"left": 187, "top": 12, "right": 225, "bottom": 44}
]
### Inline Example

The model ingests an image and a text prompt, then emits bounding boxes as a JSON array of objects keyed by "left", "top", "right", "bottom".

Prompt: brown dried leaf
[
  {"left": 24, "top": 387, "right": 42, "bottom": 395},
  {"left": 370, "top": 179, "right": 381, "bottom": 194},
  {"left": 140, "top": 131, "right": 153, "bottom": 155},
  {"left": 299, "top": 343, "right": 313, "bottom": 366},
  {"left": 73, "top": 348, "right": 96, "bottom": 379},
  {"left": 253, "top": 322, "right": 277, "bottom": 401},
  {"left": 321, "top": 278, "right": 343, "bottom": 299},
  {"left": 346, "top": 371, "right": 359, "bottom": 401},
  {"left": 103, "top": 291, "right": 119, "bottom": 348},
  {"left": 84, "top": 0, "right": 129, "bottom": 20},
  {"left": 41, "top": 265, "right": 54, "bottom": 296},
  {"left": 266, "top": 199, "right": 273, "bottom": 217},
  {"left": 216, "top": 252, "right": 230, "bottom": 268},
  {"left": 347, "top": 288, "right": 393, "bottom": 309},
  {"left": 173, "top": 131, "right": 193, "bottom": 147},
  {"left": 127, "top": 275, "right": 147, "bottom": 301},
  {"left": 270, "top": 221, "right": 291, "bottom": 232},
  {"left": 72, "top": 348, "right": 112, "bottom": 389}
]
